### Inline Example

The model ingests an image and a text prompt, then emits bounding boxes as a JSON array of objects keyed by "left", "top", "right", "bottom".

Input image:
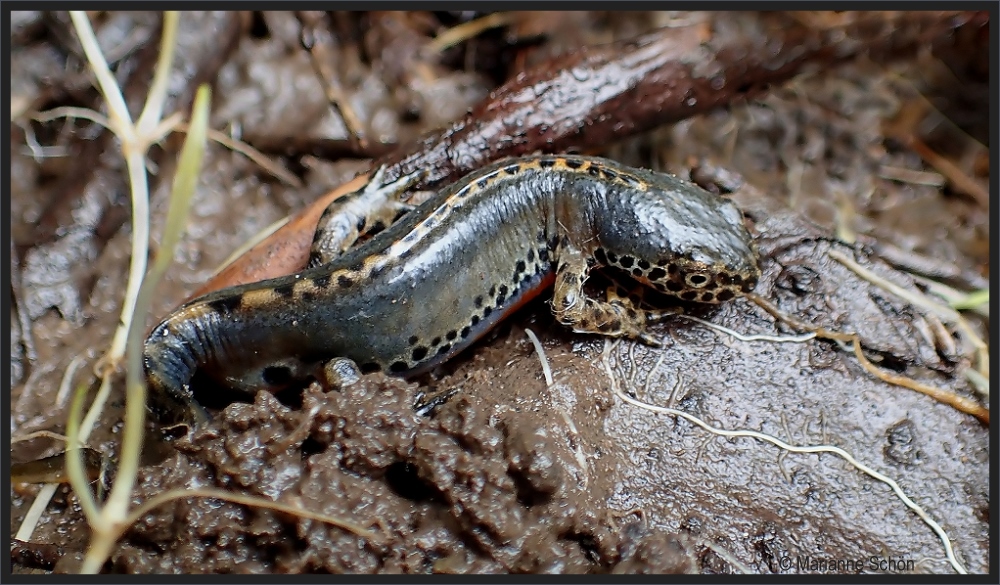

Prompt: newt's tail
[{"left": 143, "top": 317, "right": 210, "bottom": 426}]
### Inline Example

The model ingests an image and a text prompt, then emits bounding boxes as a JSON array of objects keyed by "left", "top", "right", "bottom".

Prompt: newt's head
[{"left": 594, "top": 168, "right": 760, "bottom": 303}]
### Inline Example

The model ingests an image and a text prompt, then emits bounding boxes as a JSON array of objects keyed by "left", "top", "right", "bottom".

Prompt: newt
[{"left": 144, "top": 155, "right": 760, "bottom": 424}]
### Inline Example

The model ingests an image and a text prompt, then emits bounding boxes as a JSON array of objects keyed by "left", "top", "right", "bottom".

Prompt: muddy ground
[{"left": 9, "top": 11, "right": 991, "bottom": 574}]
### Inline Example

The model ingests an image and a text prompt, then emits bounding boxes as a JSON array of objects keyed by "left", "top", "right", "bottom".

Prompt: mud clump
[{"left": 113, "top": 374, "right": 674, "bottom": 574}]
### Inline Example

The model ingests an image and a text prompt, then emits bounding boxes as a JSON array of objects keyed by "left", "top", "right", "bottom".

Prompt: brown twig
[
  {"left": 242, "top": 133, "right": 396, "bottom": 161},
  {"left": 297, "top": 12, "right": 369, "bottom": 152},
  {"left": 907, "top": 137, "right": 989, "bottom": 207},
  {"left": 427, "top": 12, "right": 520, "bottom": 53},
  {"left": 379, "top": 11, "right": 974, "bottom": 188}
]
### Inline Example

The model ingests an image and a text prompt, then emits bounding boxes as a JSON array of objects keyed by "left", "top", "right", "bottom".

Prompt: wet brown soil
[{"left": 9, "top": 11, "right": 990, "bottom": 575}]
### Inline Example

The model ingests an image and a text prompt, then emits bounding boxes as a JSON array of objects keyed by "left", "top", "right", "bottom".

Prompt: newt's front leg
[{"left": 551, "top": 242, "right": 677, "bottom": 347}]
